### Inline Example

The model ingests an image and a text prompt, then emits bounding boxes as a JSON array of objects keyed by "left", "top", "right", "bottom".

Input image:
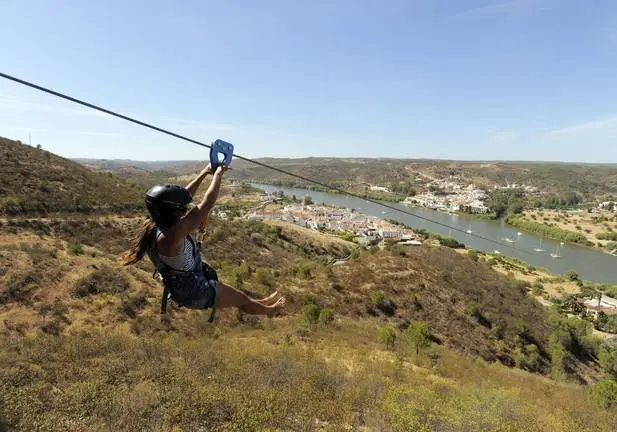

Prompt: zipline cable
[{"left": 0, "top": 71, "right": 536, "bottom": 255}]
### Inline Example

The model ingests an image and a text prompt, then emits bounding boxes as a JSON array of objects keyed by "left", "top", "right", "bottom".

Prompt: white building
[
  {"left": 584, "top": 295, "right": 617, "bottom": 310},
  {"left": 379, "top": 229, "right": 402, "bottom": 239}
]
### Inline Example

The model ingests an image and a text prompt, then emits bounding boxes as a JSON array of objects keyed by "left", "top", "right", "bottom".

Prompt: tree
[
  {"left": 599, "top": 346, "right": 617, "bottom": 377},
  {"left": 303, "top": 196, "right": 313, "bottom": 205},
  {"left": 590, "top": 379, "right": 617, "bottom": 408},
  {"left": 565, "top": 269, "right": 579, "bottom": 281},
  {"left": 550, "top": 335, "right": 568, "bottom": 381},
  {"left": 405, "top": 321, "right": 431, "bottom": 355},
  {"left": 561, "top": 295, "right": 585, "bottom": 315},
  {"left": 379, "top": 326, "right": 396, "bottom": 349},
  {"left": 525, "top": 344, "right": 540, "bottom": 371},
  {"left": 596, "top": 311, "right": 608, "bottom": 329}
]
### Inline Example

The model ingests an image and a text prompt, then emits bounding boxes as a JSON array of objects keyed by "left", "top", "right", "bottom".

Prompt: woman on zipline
[{"left": 122, "top": 163, "right": 285, "bottom": 320}]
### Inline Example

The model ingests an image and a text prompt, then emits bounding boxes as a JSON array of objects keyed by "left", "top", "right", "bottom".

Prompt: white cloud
[
  {"left": 0, "top": 93, "right": 108, "bottom": 118},
  {"left": 547, "top": 116, "right": 617, "bottom": 137},
  {"left": 160, "top": 116, "right": 236, "bottom": 132},
  {"left": 0, "top": 125, "right": 125, "bottom": 137},
  {"left": 490, "top": 130, "right": 519, "bottom": 142},
  {"left": 444, "top": 0, "right": 543, "bottom": 22}
]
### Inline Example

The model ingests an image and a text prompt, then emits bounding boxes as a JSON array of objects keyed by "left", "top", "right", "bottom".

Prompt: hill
[
  {"left": 1, "top": 144, "right": 617, "bottom": 430},
  {"left": 0, "top": 137, "right": 143, "bottom": 215},
  {"left": 1, "top": 211, "right": 617, "bottom": 430},
  {"left": 77, "top": 156, "right": 617, "bottom": 203}
]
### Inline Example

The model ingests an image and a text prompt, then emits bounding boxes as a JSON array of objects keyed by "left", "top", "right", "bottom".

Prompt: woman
[{"left": 122, "top": 163, "right": 285, "bottom": 321}]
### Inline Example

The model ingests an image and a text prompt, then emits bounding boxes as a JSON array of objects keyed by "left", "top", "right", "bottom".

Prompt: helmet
[{"left": 145, "top": 184, "right": 192, "bottom": 227}]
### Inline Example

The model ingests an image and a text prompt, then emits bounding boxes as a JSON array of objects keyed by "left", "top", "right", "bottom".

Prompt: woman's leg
[
  {"left": 216, "top": 282, "right": 284, "bottom": 315},
  {"left": 255, "top": 290, "right": 279, "bottom": 306},
  {"left": 237, "top": 289, "right": 279, "bottom": 306}
]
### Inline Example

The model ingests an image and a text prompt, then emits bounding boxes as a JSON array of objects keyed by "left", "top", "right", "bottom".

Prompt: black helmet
[{"left": 145, "top": 184, "right": 192, "bottom": 227}]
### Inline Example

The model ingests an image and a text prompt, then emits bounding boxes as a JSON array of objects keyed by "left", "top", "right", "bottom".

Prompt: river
[{"left": 252, "top": 183, "right": 617, "bottom": 285}]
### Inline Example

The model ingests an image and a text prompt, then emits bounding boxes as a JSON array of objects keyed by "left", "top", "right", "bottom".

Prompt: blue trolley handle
[{"left": 210, "top": 139, "right": 234, "bottom": 170}]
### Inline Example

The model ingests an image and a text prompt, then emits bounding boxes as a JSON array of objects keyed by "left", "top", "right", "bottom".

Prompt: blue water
[{"left": 252, "top": 183, "right": 617, "bottom": 284}]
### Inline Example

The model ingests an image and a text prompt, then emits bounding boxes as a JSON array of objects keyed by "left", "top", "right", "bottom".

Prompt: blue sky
[{"left": 1, "top": 0, "right": 617, "bottom": 162}]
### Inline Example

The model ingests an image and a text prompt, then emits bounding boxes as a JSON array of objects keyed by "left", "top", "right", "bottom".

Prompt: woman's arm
[
  {"left": 185, "top": 164, "right": 213, "bottom": 197},
  {"left": 165, "top": 166, "right": 227, "bottom": 244}
]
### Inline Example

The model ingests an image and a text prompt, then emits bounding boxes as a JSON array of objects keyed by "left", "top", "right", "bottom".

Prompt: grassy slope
[
  {"left": 1, "top": 215, "right": 615, "bottom": 430},
  {"left": 2, "top": 320, "right": 616, "bottom": 432},
  {"left": 0, "top": 137, "right": 143, "bottom": 214}
]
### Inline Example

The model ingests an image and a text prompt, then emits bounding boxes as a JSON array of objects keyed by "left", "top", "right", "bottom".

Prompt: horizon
[
  {"left": 2, "top": 1, "right": 617, "bottom": 163},
  {"left": 6, "top": 134, "right": 617, "bottom": 166},
  {"left": 68, "top": 150, "right": 617, "bottom": 166}
]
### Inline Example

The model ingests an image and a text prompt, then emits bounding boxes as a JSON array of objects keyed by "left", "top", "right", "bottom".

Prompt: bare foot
[
  {"left": 266, "top": 297, "right": 285, "bottom": 317},
  {"left": 255, "top": 290, "right": 279, "bottom": 306}
]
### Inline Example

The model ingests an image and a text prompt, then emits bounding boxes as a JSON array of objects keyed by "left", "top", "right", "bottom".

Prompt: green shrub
[
  {"left": 513, "top": 347, "right": 525, "bottom": 369},
  {"left": 69, "top": 243, "right": 84, "bottom": 255},
  {"left": 318, "top": 308, "right": 335, "bottom": 324},
  {"left": 565, "top": 270, "right": 579, "bottom": 281},
  {"left": 512, "top": 279, "right": 530, "bottom": 295},
  {"left": 599, "top": 346, "right": 617, "bottom": 377},
  {"left": 596, "top": 232, "right": 617, "bottom": 241},
  {"left": 304, "top": 294, "right": 318, "bottom": 306},
  {"left": 589, "top": 379, "right": 617, "bottom": 408},
  {"left": 404, "top": 321, "right": 431, "bottom": 355},
  {"left": 525, "top": 344, "right": 540, "bottom": 371},
  {"left": 255, "top": 268, "right": 275, "bottom": 287},
  {"left": 301, "top": 304, "right": 320, "bottom": 324},
  {"left": 371, "top": 291, "right": 385, "bottom": 307},
  {"left": 337, "top": 232, "right": 356, "bottom": 242},
  {"left": 467, "top": 250, "right": 480, "bottom": 261},
  {"left": 379, "top": 326, "right": 396, "bottom": 349},
  {"left": 437, "top": 236, "right": 465, "bottom": 249},
  {"left": 507, "top": 216, "right": 587, "bottom": 244},
  {"left": 466, "top": 301, "right": 490, "bottom": 326},
  {"left": 550, "top": 336, "right": 568, "bottom": 381}
]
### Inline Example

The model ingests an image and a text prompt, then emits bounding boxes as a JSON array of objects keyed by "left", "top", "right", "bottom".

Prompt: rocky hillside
[{"left": 0, "top": 137, "right": 143, "bottom": 215}]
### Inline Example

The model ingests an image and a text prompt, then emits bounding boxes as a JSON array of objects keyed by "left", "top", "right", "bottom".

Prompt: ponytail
[{"left": 121, "top": 218, "right": 157, "bottom": 265}]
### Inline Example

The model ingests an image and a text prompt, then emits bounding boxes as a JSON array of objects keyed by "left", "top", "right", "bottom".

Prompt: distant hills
[
  {"left": 6, "top": 133, "right": 617, "bottom": 218},
  {"left": 78, "top": 155, "right": 617, "bottom": 202}
]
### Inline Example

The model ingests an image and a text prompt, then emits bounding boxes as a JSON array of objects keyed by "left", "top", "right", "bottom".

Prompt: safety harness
[{"left": 149, "top": 230, "right": 218, "bottom": 322}]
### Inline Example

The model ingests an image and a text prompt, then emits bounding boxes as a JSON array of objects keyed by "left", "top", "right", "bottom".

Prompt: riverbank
[
  {"left": 456, "top": 249, "right": 617, "bottom": 337},
  {"left": 250, "top": 183, "right": 617, "bottom": 284},
  {"left": 506, "top": 215, "right": 592, "bottom": 246},
  {"left": 515, "top": 209, "right": 617, "bottom": 251}
]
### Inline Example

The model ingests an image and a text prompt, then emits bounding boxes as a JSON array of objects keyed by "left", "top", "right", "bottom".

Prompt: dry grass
[
  {"left": 2, "top": 205, "right": 617, "bottom": 430},
  {"left": 523, "top": 209, "right": 617, "bottom": 248},
  {"left": 266, "top": 219, "right": 355, "bottom": 249},
  {"left": 0, "top": 137, "right": 143, "bottom": 215},
  {"left": 0, "top": 318, "right": 615, "bottom": 431}
]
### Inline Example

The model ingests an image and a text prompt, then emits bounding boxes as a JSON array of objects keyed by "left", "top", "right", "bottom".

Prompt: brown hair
[{"left": 121, "top": 218, "right": 158, "bottom": 265}]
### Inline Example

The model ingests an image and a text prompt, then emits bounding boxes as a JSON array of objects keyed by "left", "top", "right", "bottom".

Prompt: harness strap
[
  {"left": 151, "top": 229, "right": 217, "bottom": 320},
  {"left": 160, "top": 285, "right": 170, "bottom": 314}
]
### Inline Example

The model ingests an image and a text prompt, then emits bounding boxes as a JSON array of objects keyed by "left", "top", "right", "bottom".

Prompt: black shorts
[{"left": 186, "top": 279, "right": 218, "bottom": 310}]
